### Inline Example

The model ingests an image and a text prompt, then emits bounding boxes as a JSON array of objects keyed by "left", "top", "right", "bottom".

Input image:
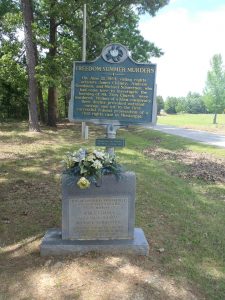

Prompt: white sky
[{"left": 139, "top": 1, "right": 225, "bottom": 99}]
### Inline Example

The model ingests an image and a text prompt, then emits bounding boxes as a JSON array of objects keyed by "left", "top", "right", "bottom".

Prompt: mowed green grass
[
  {"left": 157, "top": 113, "right": 225, "bottom": 133},
  {"left": 0, "top": 121, "right": 225, "bottom": 299}
]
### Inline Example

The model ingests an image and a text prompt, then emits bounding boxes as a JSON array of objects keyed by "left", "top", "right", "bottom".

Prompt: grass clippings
[{"left": 143, "top": 148, "right": 225, "bottom": 183}]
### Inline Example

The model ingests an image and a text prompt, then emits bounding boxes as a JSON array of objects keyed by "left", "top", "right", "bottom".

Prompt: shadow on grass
[
  {"left": 0, "top": 121, "right": 29, "bottom": 132},
  {"left": 0, "top": 245, "right": 195, "bottom": 300},
  {"left": 0, "top": 225, "right": 200, "bottom": 300}
]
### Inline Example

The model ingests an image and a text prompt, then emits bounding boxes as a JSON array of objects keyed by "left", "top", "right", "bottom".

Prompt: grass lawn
[
  {"left": 157, "top": 113, "right": 225, "bottom": 134},
  {"left": 0, "top": 121, "right": 225, "bottom": 300}
]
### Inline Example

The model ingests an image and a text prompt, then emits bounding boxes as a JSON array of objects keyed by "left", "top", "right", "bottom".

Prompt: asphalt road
[{"left": 151, "top": 124, "right": 225, "bottom": 148}]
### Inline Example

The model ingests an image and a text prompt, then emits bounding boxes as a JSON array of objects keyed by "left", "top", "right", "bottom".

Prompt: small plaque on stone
[{"left": 69, "top": 196, "right": 129, "bottom": 240}]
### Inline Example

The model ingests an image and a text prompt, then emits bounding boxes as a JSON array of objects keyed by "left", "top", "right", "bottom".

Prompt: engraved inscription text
[{"left": 69, "top": 197, "right": 129, "bottom": 240}]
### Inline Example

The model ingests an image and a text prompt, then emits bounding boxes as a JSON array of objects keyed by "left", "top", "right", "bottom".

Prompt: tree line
[
  {"left": 0, "top": 0, "right": 169, "bottom": 131},
  {"left": 157, "top": 54, "right": 225, "bottom": 124}
]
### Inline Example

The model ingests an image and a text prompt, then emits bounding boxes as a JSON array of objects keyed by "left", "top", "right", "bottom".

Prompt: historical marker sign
[{"left": 69, "top": 43, "right": 157, "bottom": 125}]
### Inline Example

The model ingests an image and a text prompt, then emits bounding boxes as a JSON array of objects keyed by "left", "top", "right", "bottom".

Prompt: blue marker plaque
[{"left": 69, "top": 44, "right": 157, "bottom": 125}]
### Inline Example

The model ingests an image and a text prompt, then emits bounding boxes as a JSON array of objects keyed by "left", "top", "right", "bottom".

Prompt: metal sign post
[
  {"left": 105, "top": 124, "right": 117, "bottom": 155},
  {"left": 81, "top": 4, "right": 88, "bottom": 139}
]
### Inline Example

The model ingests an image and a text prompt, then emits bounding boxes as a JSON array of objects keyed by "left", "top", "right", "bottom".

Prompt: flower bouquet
[{"left": 62, "top": 148, "right": 124, "bottom": 189}]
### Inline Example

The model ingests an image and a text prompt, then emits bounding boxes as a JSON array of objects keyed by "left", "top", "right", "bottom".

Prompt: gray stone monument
[
  {"left": 40, "top": 43, "right": 156, "bottom": 256},
  {"left": 41, "top": 172, "right": 149, "bottom": 255}
]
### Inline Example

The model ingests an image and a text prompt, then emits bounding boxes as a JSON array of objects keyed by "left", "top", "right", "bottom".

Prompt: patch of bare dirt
[
  {"left": 143, "top": 147, "right": 225, "bottom": 183},
  {"left": 0, "top": 239, "right": 199, "bottom": 300}
]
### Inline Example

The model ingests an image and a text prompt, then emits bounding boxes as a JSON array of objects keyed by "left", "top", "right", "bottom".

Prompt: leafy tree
[
  {"left": 164, "top": 97, "right": 178, "bottom": 114},
  {"left": 0, "top": 0, "right": 169, "bottom": 127},
  {"left": 204, "top": 54, "right": 225, "bottom": 124},
  {"left": 34, "top": 0, "right": 168, "bottom": 126},
  {"left": 0, "top": 47, "right": 27, "bottom": 119},
  {"left": 174, "top": 97, "right": 186, "bottom": 113},
  {"left": 184, "top": 92, "right": 206, "bottom": 114},
  {"left": 86, "top": 3, "right": 164, "bottom": 62},
  {"left": 156, "top": 95, "right": 164, "bottom": 115},
  {"left": 175, "top": 92, "right": 206, "bottom": 114},
  {"left": 0, "top": 0, "right": 45, "bottom": 125},
  {"left": 0, "top": 1, "right": 28, "bottom": 120}
]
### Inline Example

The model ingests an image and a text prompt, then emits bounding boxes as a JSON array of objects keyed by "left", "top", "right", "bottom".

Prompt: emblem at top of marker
[{"left": 102, "top": 44, "right": 128, "bottom": 63}]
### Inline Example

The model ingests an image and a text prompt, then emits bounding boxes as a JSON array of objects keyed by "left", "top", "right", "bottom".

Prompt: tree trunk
[
  {"left": 47, "top": 8, "right": 57, "bottom": 127},
  {"left": 64, "top": 91, "right": 70, "bottom": 118},
  {"left": 37, "top": 84, "right": 46, "bottom": 123},
  {"left": 213, "top": 113, "right": 217, "bottom": 124},
  {"left": 48, "top": 86, "right": 57, "bottom": 126},
  {"left": 21, "top": 0, "right": 40, "bottom": 132},
  {"left": 34, "top": 37, "right": 46, "bottom": 124}
]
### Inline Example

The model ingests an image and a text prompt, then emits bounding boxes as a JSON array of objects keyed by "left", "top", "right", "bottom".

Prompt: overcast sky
[{"left": 139, "top": 0, "right": 225, "bottom": 99}]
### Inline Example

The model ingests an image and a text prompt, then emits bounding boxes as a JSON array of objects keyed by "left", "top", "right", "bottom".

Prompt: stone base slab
[{"left": 40, "top": 228, "right": 149, "bottom": 256}]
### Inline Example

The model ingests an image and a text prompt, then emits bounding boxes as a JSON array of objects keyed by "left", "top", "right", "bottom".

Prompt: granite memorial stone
[
  {"left": 41, "top": 172, "right": 149, "bottom": 256},
  {"left": 62, "top": 172, "right": 135, "bottom": 240}
]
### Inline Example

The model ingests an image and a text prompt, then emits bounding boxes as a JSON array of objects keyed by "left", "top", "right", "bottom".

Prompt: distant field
[{"left": 157, "top": 114, "right": 225, "bottom": 133}]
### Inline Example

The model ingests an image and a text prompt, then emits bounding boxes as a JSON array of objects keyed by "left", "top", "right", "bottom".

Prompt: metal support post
[
  {"left": 81, "top": 4, "right": 88, "bottom": 139},
  {"left": 106, "top": 124, "right": 117, "bottom": 155}
]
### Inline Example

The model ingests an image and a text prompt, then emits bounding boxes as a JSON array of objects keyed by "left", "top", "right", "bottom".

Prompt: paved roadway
[{"left": 150, "top": 124, "right": 225, "bottom": 148}]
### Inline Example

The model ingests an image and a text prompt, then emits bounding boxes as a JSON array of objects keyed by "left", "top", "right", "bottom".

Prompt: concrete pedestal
[{"left": 40, "top": 228, "right": 149, "bottom": 256}]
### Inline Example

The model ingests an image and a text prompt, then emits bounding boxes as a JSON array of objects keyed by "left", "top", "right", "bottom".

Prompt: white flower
[
  {"left": 71, "top": 148, "right": 86, "bottom": 162},
  {"left": 78, "top": 148, "right": 86, "bottom": 159},
  {"left": 93, "top": 150, "right": 105, "bottom": 160},
  {"left": 86, "top": 154, "right": 95, "bottom": 162},
  {"left": 92, "top": 160, "right": 102, "bottom": 169}
]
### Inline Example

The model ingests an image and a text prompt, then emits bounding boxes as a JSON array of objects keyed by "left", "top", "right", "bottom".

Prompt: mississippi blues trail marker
[{"left": 69, "top": 44, "right": 157, "bottom": 125}]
